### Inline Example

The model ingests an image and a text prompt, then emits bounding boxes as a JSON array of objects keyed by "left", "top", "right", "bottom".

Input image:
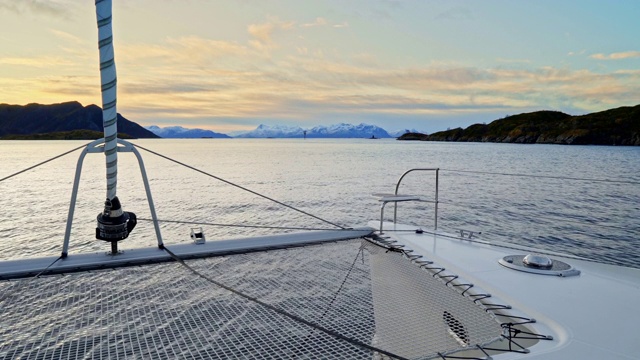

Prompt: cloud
[
  {"left": 590, "top": 51, "right": 640, "bottom": 60},
  {"left": 0, "top": 74, "right": 97, "bottom": 107},
  {"left": 301, "top": 17, "right": 328, "bottom": 28},
  {"left": 121, "top": 54, "right": 637, "bottom": 125},
  {"left": 49, "top": 29, "right": 84, "bottom": 44},
  {"left": 5, "top": 27, "right": 639, "bottom": 131},
  {"left": 118, "top": 36, "right": 249, "bottom": 68},
  {"left": 567, "top": 50, "right": 586, "bottom": 57},
  {"left": 496, "top": 58, "right": 531, "bottom": 64},
  {"left": 0, "top": 56, "right": 76, "bottom": 67},
  {"left": 0, "top": 0, "right": 70, "bottom": 19},
  {"left": 247, "top": 16, "right": 348, "bottom": 51},
  {"left": 247, "top": 17, "right": 296, "bottom": 46}
]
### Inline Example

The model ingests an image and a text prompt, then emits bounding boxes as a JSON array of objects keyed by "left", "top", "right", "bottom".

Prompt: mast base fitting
[{"left": 96, "top": 196, "right": 137, "bottom": 254}]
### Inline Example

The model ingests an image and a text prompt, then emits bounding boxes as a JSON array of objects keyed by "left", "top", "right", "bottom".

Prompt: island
[{"left": 398, "top": 104, "right": 640, "bottom": 146}]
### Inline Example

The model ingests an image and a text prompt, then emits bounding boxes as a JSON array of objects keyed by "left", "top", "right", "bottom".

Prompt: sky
[{"left": 1, "top": 0, "right": 639, "bottom": 134}]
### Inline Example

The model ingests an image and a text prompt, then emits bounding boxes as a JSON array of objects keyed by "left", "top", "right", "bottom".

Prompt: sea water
[{"left": 1, "top": 139, "right": 639, "bottom": 268}]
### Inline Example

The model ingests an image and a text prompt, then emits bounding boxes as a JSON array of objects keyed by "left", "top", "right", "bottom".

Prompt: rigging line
[
  {"left": 34, "top": 256, "right": 63, "bottom": 278},
  {"left": 0, "top": 143, "right": 89, "bottom": 183},
  {"left": 0, "top": 256, "right": 63, "bottom": 303},
  {"left": 439, "top": 168, "right": 640, "bottom": 185},
  {"left": 437, "top": 200, "right": 639, "bottom": 232},
  {"left": 390, "top": 228, "right": 617, "bottom": 265},
  {"left": 288, "top": 242, "right": 366, "bottom": 358},
  {"left": 365, "top": 236, "right": 551, "bottom": 359},
  {"left": 389, "top": 227, "right": 635, "bottom": 268},
  {"left": 135, "top": 144, "right": 347, "bottom": 230},
  {"left": 161, "top": 244, "right": 409, "bottom": 360},
  {"left": 137, "top": 217, "right": 349, "bottom": 232},
  {"left": 318, "top": 243, "right": 365, "bottom": 320}
]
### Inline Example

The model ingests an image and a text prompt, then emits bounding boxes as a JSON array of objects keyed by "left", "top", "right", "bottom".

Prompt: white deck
[
  {"left": 0, "top": 228, "right": 373, "bottom": 280},
  {"left": 373, "top": 221, "right": 640, "bottom": 360}
]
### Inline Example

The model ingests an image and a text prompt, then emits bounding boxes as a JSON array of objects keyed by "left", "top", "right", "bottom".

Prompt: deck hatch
[{"left": 499, "top": 254, "right": 581, "bottom": 277}]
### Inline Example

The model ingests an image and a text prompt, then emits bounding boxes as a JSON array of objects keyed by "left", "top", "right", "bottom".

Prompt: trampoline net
[{"left": 0, "top": 238, "right": 505, "bottom": 359}]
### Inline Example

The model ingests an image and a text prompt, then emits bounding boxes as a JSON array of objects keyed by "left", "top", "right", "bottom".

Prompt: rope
[
  {"left": 318, "top": 244, "right": 365, "bottom": 319},
  {"left": 440, "top": 168, "right": 640, "bottom": 185},
  {"left": 161, "top": 244, "right": 408, "bottom": 360},
  {"left": 381, "top": 228, "right": 617, "bottom": 265},
  {"left": 137, "top": 217, "right": 350, "bottom": 232},
  {"left": 0, "top": 143, "right": 89, "bottom": 183},
  {"left": 0, "top": 256, "right": 63, "bottom": 304},
  {"left": 288, "top": 241, "right": 366, "bottom": 358},
  {"left": 34, "top": 256, "right": 63, "bottom": 278},
  {"left": 135, "top": 144, "right": 347, "bottom": 230},
  {"left": 363, "top": 235, "right": 553, "bottom": 359}
]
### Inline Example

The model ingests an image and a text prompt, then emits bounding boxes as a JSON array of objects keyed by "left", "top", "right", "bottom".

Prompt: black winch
[{"left": 96, "top": 196, "right": 137, "bottom": 254}]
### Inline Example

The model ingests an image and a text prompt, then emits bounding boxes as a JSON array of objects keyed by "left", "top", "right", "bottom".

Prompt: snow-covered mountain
[
  {"left": 146, "top": 123, "right": 399, "bottom": 139},
  {"left": 234, "top": 124, "right": 305, "bottom": 138},
  {"left": 145, "top": 125, "right": 230, "bottom": 138},
  {"left": 236, "top": 123, "right": 391, "bottom": 138},
  {"left": 387, "top": 129, "right": 424, "bottom": 137}
]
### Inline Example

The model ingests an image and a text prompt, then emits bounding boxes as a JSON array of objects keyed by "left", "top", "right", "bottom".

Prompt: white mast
[
  {"left": 95, "top": 0, "right": 136, "bottom": 252},
  {"left": 96, "top": 0, "right": 118, "bottom": 199}
]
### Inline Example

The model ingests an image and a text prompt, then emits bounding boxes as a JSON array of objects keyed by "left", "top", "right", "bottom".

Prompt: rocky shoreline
[{"left": 398, "top": 105, "right": 640, "bottom": 146}]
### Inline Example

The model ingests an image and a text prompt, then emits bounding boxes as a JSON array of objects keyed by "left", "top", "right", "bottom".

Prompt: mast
[
  {"left": 95, "top": 0, "right": 136, "bottom": 253},
  {"left": 96, "top": 0, "right": 118, "bottom": 200}
]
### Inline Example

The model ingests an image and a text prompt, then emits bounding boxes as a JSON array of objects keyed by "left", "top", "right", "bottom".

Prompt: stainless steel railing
[{"left": 392, "top": 168, "right": 439, "bottom": 230}]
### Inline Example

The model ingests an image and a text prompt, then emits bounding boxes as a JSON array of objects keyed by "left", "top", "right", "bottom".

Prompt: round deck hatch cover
[
  {"left": 499, "top": 254, "right": 580, "bottom": 277},
  {"left": 523, "top": 254, "right": 553, "bottom": 269}
]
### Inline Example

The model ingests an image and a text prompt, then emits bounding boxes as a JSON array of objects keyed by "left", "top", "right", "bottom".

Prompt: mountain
[
  {"left": 234, "top": 124, "right": 305, "bottom": 138},
  {"left": 308, "top": 123, "right": 391, "bottom": 138},
  {"left": 236, "top": 123, "right": 391, "bottom": 138},
  {"left": 388, "top": 128, "right": 422, "bottom": 137},
  {"left": 145, "top": 125, "right": 230, "bottom": 138},
  {"left": 397, "top": 105, "right": 640, "bottom": 146},
  {"left": 0, "top": 129, "right": 137, "bottom": 140},
  {"left": 0, "top": 102, "right": 158, "bottom": 138}
]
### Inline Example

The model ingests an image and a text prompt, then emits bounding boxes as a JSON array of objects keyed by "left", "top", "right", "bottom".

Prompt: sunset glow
[{"left": 1, "top": 0, "right": 639, "bottom": 133}]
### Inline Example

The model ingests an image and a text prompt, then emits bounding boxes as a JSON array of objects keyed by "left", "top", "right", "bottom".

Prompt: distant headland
[
  {"left": 0, "top": 102, "right": 158, "bottom": 140},
  {"left": 398, "top": 104, "right": 640, "bottom": 146}
]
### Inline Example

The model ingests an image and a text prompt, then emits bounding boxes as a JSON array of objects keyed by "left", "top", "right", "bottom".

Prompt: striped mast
[
  {"left": 95, "top": 0, "right": 136, "bottom": 252},
  {"left": 96, "top": 0, "right": 118, "bottom": 198}
]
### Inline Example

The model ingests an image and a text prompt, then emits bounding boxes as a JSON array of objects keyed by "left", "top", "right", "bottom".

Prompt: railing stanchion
[
  {"left": 391, "top": 168, "right": 440, "bottom": 231},
  {"left": 435, "top": 169, "right": 439, "bottom": 231}
]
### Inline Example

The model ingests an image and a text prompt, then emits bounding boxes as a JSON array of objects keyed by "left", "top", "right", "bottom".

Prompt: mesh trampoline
[{"left": 1, "top": 237, "right": 535, "bottom": 360}]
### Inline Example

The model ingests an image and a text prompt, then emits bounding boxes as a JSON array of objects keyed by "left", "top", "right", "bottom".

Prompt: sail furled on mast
[
  {"left": 96, "top": 0, "right": 118, "bottom": 201},
  {"left": 94, "top": 0, "right": 136, "bottom": 247}
]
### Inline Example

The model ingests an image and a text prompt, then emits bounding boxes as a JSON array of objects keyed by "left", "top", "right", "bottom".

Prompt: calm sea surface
[{"left": 1, "top": 139, "right": 639, "bottom": 268}]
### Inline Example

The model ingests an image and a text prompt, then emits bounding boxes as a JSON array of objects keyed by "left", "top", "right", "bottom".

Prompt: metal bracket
[{"left": 61, "top": 139, "right": 163, "bottom": 258}]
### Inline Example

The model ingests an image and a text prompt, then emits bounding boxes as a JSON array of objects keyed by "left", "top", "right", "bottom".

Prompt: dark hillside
[
  {"left": 400, "top": 105, "right": 640, "bottom": 145},
  {"left": 0, "top": 130, "right": 135, "bottom": 140},
  {"left": 0, "top": 102, "right": 158, "bottom": 138}
]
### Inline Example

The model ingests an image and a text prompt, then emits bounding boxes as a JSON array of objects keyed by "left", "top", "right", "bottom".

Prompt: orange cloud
[{"left": 590, "top": 51, "right": 640, "bottom": 60}]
